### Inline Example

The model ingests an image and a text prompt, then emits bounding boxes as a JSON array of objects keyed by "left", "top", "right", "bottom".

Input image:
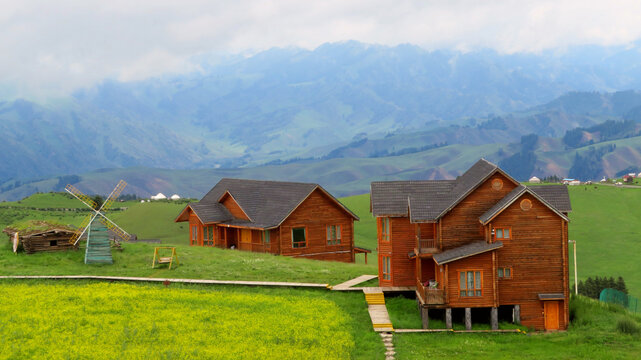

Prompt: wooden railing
[
  {"left": 416, "top": 278, "right": 445, "bottom": 305},
  {"left": 417, "top": 238, "right": 439, "bottom": 253}
]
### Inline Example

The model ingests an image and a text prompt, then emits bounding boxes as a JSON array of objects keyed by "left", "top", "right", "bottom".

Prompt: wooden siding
[
  {"left": 390, "top": 217, "right": 416, "bottom": 286},
  {"left": 279, "top": 188, "right": 355, "bottom": 263},
  {"left": 441, "top": 172, "right": 518, "bottom": 250},
  {"left": 445, "top": 252, "right": 496, "bottom": 308},
  {"left": 220, "top": 193, "right": 250, "bottom": 220},
  {"left": 492, "top": 192, "right": 569, "bottom": 330}
]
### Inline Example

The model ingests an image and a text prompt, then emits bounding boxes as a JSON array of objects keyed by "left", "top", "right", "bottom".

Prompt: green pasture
[
  {"left": 0, "top": 281, "right": 384, "bottom": 360},
  {"left": 567, "top": 184, "right": 641, "bottom": 298}
]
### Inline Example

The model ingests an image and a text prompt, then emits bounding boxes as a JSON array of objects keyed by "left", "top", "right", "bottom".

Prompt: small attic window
[
  {"left": 49, "top": 240, "right": 58, "bottom": 246},
  {"left": 491, "top": 179, "right": 503, "bottom": 191}
]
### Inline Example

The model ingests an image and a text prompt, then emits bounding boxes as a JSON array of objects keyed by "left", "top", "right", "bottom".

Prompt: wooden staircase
[
  {"left": 365, "top": 292, "right": 386, "bottom": 305},
  {"left": 85, "top": 221, "right": 113, "bottom": 264}
]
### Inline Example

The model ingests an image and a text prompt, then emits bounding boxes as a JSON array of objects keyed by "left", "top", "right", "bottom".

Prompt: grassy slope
[
  {"left": 0, "top": 280, "right": 384, "bottom": 360},
  {"left": 568, "top": 184, "right": 641, "bottom": 298},
  {"left": 0, "top": 194, "right": 376, "bottom": 285}
]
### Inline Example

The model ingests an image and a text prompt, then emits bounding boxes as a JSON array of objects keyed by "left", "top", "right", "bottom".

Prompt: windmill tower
[{"left": 65, "top": 180, "right": 131, "bottom": 264}]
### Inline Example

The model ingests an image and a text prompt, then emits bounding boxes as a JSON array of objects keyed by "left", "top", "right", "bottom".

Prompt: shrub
[{"left": 616, "top": 317, "right": 641, "bottom": 335}]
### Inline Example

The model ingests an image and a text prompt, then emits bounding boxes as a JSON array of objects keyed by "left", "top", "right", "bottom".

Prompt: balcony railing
[
  {"left": 417, "top": 238, "right": 440, "bottom": 254},
  {"left": 416, "top": 278, "right": 445, "bottom": 305}
]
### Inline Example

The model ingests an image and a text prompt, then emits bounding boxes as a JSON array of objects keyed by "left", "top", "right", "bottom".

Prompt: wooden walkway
[
  {"left": 395, "top": 328, "right": 523, "bottom": 334},
  {"left": 363, "top": 287, "right": 394, "bottom": 332},
  {"left": 0, "top": 275, "right": 329, "bottom": 288},
  {"left": 331, "top": 274, "right": 377, "bottom": 291}
]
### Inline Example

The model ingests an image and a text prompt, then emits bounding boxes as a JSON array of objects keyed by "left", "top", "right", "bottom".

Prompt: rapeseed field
[{"left": 0, "top": 282, "right": 355, "bottom": 359}]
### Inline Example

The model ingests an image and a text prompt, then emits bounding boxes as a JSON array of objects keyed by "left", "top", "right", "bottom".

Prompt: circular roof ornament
[
  {"left": 491, "top": 179, "right": 503, "bottom": 191},
  {"left": 520, "top": 199, "right": 532, "bottom": 211}
]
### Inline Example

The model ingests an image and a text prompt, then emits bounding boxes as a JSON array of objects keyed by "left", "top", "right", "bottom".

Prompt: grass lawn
[
  {"left": 0, "top": 280, "right": 384, "bottom": 360},
  {"left": 568, "top": 185, "right": 641, "bottom": 298},
  {"left": 0, "top": 240, "right": 375, "bottom": 286},
  {"left": 391, "top": 295, "right": 641, "bottom": 359}
]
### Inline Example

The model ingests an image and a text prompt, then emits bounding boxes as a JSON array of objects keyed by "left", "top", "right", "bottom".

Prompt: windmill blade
[
  {"left": 99, "top": 180, "right": 127, "bottom": 213},
  {"left": 69, "top": 213, "right": 95, "bottom": 245},
  {"left": 65, "top": 184, "right": 97, "bottom": 210},
  {"left": 97, "top": 213, "right": 131, "bottom": 241}
]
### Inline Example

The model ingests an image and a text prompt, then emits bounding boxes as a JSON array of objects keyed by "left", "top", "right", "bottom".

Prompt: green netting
[{"left": 600, "top": 288, "right": 640, "bottom": 314}]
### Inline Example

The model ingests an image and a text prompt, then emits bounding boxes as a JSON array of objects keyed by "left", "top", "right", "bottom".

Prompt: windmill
[{"left": 65, "top": 180, "right": 131, "bottom": 264}]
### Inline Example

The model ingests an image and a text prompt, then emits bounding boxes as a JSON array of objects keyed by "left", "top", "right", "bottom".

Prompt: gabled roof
[
  {"left": 479, "top": 185, "right": 570, "bottom": 225},
  {"left": 181, "top": 178, "right": 358, "bottom": 229},
  {"left": 175, "top": 202, "right": 233, "bottom": 224},
  {"left": 371, "top": 159, "right": 519, "bottom": 222},
  {"left": 433, "top": 241, "right": 503, "bottom": 265},
  {"left": 529, "top": 185, "right": 572, "bottom": 213}
]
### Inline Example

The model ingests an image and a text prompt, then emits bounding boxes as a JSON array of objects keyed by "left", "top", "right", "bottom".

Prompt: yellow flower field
[{"left": 0, "top": 282, "right": 355, "bottom": 359}]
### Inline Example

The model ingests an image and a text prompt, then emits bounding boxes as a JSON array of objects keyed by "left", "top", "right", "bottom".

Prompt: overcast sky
[{"left": 2, "top": 0, "right": 641, "bottom": 100}]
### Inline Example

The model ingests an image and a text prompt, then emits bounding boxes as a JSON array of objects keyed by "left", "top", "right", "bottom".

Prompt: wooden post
[
  {"left": 445, "top": 308, "right": 452, "bottom": 329},
  {"left": 491, "top": 307, "right": 498, "bottom": 330},
  {"left": 421, "top": 306, "right": 429, "bottom": 329},
  {"left": 513, "top": 305, "right": 521, "bottom": 324},
  {"left": 465, "top": 308, "right": 472, "bottom": 330}
]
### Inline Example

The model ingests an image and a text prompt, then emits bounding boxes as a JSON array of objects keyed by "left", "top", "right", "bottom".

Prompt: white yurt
[
  {"left": 528, "top": 176, "right": 541, "bottom": 184},
  {"left": 170, "top": 194, "right": 181, "bottom": 200},
  {"left": 151, "top": 193, "right": 167, "bottom": 200}
]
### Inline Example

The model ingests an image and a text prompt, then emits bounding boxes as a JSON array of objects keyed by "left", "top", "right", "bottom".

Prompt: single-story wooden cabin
[
  {"left": 175, "top": 179, "right": 360, "bottom": 262},
  {"left": 3, "top": 222, "right": 78, "bottom": 254}
]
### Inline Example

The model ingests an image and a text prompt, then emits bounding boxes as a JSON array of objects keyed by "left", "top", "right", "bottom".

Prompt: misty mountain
[{"left": 6, "top": 41, "right": 641, "bottom": 182}]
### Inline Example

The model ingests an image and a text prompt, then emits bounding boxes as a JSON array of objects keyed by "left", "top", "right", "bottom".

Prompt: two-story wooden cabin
[
  {"left": 370, "top": 159, "right": 571, "bottom": 330},
  {"left": 175, "top": 178, "right": 359, "bottom": 262}
]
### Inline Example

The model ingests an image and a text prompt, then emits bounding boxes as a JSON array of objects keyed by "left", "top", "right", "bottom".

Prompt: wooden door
[
  {"left": 544, "top": 301, "right": 560, "bottom": 330},
  {"left": 240, "top": 229, "right": 252, "bottom": 250}
]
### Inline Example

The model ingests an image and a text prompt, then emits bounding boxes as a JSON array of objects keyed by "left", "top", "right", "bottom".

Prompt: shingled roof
[
  {"left": 372, "top": 159, "right": 512, "bottom": 221},
  {"left": 479, "top": 185, "right": 570, "bottom": 225},
  {"left": 371, "top": 159, "right": 571, "bottom": 223},
  {"left": 177, "top": 178, "right": 358, "bottom": 229},
  {"left": 433, "top": 241, "right": 503, "bottom": 265}
]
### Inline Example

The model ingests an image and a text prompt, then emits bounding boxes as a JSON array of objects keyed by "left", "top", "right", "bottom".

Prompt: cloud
[{"left": 1, "top": 0, "right": 641, "bottom": 99}]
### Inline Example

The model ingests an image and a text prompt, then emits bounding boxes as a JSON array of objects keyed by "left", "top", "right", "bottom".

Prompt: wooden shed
[{"left": 3, "top": 221, "right": 78, "bottom": 254}]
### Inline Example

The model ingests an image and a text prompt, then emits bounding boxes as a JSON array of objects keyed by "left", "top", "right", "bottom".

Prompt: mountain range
[{"left": 5, "top": 41, "right": 641, "bottom": 199}]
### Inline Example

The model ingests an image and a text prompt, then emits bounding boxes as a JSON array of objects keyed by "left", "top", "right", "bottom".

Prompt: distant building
[
  {"left": 600, "top": 177, "right": 607, "bottom": 183},
  {"left": 623, "top": 175, "right": 634, "bottom": 183},
  {"left": 628, "top": 173, "right": 637, "bottom": 178},
  {"left": 568, "top": 180, "right": 581, "bottom": 186},
  {"left": 151, "top": 193, "right": 167, "bottom": 200},
  {"left": 170, "top": 194, "right": 181, "bottom": 200},
  {"left": 529, "top": 176, "right": 541, "bottom": 184}
]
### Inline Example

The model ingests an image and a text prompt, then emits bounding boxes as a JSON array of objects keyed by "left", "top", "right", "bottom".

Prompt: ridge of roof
[{"left": 198, "top": 178, "right": 356, "bottom": 228}]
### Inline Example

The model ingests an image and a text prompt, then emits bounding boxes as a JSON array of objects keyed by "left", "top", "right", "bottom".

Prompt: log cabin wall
[
  {"left": 220, "top": 194, "right": 250, "bottom": 220},
  {"left": 441, "top": 173, "right": 518, "bottom": 250},
  {"left": 390, "top": 217, "right": 416, "bottom": 286},
  {"left": 492, "top": 192, "right": 568, "bottom": 330},
  {"left": 279, "top": 189, "right": 354, "bottom": 262},
  {"left": 446, "top": 252, "right": 496, "bottom": 308}
]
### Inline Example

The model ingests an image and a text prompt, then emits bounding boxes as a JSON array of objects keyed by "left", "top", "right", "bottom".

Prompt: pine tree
[{"left": 616, "top": 276, "right": 628, "bottom": 294}]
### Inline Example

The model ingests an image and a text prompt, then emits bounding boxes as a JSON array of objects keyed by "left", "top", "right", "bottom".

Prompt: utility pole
[{"left": 569, "top": 240, "right": 578, "bottom": 295}]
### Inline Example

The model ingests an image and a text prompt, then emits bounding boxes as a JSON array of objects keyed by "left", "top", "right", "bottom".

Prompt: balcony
[
  {"left": 416, "top": 238, "right": 440, "bottom": 254},
  {"left": 416, "top": 279, "right": 445, "bottom": 305}
]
